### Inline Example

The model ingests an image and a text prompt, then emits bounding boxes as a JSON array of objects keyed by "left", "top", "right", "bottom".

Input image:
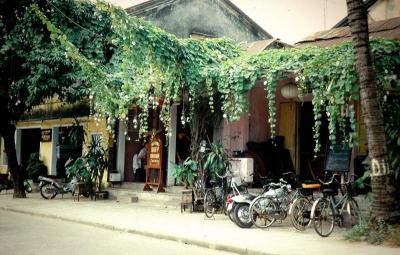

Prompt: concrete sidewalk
[{"left": 0, "top": 192, "right": 398, "bottom": 255}]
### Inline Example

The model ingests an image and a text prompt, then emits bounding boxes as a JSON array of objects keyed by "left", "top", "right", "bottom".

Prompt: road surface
[{"left": 0, "top": 210, "right": 235, "bottom": 255}]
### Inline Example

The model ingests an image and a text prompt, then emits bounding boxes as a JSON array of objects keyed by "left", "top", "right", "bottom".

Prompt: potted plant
[
  {"left": 86, "top": 136, "right": 108, "bottom": 198},
  {"left": 173, "top": 157, "right": 198, "bottom": 189},
  {"left": 65, "top": 135, "right": 109, "bottom": 199}
]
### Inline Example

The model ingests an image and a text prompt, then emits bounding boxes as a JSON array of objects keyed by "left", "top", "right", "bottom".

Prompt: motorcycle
[
  {"left": 249, "top": 178, "right": 293, "bottom": 228},
  {"left": 0, "top": 174, "right": 32, "bottom": 193},
  {"left": 38, "top": 176, "right": 86, "bottom": 199},
  {"left": 228, "top": 191, "right": 258, "bottom": 228}
]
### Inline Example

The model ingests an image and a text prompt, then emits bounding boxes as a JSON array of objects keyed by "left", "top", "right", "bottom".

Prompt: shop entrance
[
  {"left": 20, "top": 128, "right": 41, "bottom": 168},
  {"left": 299, "top": 102, "right": 329, "bottom": 181},
  {"left": 56, "top": 126, "right": 83, "bottom": 177}
]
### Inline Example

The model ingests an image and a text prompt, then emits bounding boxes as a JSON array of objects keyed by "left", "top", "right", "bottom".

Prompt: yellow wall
[
  {"left": 0, "top": 137, "right": 7, "bottom": 174},
  {"left": 16, "top": 117, "right": 109, "bottom": 176}
]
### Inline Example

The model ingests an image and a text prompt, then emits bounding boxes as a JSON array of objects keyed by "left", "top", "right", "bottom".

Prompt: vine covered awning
[{"left": 31, "top": 1, "right": 400, "bottom": 154}]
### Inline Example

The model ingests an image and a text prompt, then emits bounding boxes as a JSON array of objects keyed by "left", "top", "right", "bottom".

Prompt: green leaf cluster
[
  {"left": 29, "top": 1, "right": 399, "bottom": 174},
  {"left": 173, "top": 158, "right": 198, "bottom": 187}
]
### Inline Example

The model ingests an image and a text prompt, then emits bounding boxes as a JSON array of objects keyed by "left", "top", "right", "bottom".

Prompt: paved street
[
  {"left": 0, "top": 210, "right": 234, "bottom": 255},
  {"left": 0, "top": 192, "right": 399, "bottom": 255}
]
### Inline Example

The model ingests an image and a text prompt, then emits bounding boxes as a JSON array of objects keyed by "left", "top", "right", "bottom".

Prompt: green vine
[{"left": 32, "top": 1, "right": 400, "bottom": 157}]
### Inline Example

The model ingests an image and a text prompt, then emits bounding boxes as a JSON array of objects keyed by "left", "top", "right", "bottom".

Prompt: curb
[{"left": 0, "top": 206, "right": 270, "bottom": 255}]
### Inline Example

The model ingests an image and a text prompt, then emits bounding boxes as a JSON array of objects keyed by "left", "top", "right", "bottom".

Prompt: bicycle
[
  {"left": 204, "top": 171, "right": 236, "bottom": 218},
  {"left": 249, "top": 178, "right": 295, "bottom": 228},
  {"left": 289, "top": 182, "right": 321, "bottom": 231},
  {"left": 311, "top": 174, "right": 361, "bottom": 237}
]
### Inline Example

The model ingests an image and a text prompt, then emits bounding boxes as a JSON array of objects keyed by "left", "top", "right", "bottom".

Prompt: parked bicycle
[
  {"left": 249, "top": 177, "right": 294, "bottom": 228},
  {"left": 289, "top": 182, "right": 321, "bottom": 231},
  {"left": 311, "top": 174, "right": 361, "bottom": 237},
  {"left": 204, "top": 171, "right": 238, "bottom": 218}
]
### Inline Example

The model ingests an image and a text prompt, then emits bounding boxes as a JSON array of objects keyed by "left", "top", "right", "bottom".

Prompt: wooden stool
[{"left": 181, "top": 189, "right": 194, "bottom": 213}]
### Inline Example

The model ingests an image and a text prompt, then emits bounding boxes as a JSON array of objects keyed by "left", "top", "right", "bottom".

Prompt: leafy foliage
[
  {"left": 65, "top": 136, "right": 108, "bottom": 188},
  {"left": 26, "top": 152, "right": 47, "bottom": 182},
  {"left": 203, "top": 142, "right": 230, "bottom": 181},
  {"left": 86, "top": 136, "right": 108, "bottom": 190},
  {"left": 346, "top": 219, "right": 400, "bottom": 246},
  {"left": 29, "top": 1, "right": 400, "bottom": 177},
  {"left": 65, "top": 157, "right": 90, "bottom": 184},
  {"left": 1, "top": 0, "right": 114, "bottom": 120},
  {"left": 173, "top": 158, "right": 198, "bottom": 187}
]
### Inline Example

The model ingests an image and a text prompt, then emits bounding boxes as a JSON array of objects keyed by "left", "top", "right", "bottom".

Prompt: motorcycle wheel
[
  {"left": 228, "top": 203, "right": 236, "bottom": 222},
  {"left": 40, "top": 183, "right": 57, "bottom": 199},
  {"left": 24, "top": 181, "right": 32, "bottom": 193},
  {"left": 233, "top": 203, "right": 253, "bottom": 228}
]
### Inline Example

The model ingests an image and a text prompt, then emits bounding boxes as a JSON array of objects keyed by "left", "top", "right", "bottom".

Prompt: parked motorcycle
[
  {"left": 0, "top": 175, "right": 32, "bottom": 193},
  {"left": 249, "top": 178, "right": 293, "bottom": 228},
  {"left": 228, "top": 191, "right": 258, "bottom": 228},
  {"left": 38, "top": 176, "right": 86, "bottom": 199}
]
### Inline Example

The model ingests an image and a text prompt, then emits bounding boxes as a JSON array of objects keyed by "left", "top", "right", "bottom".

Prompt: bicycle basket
[{"left": 299, "top": 187, "right": 313, "bottom": 197}]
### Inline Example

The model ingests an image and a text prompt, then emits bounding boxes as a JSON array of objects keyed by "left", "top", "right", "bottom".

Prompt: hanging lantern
[{"left": 281, "top": 84, "right": 299, "bottom": 99}]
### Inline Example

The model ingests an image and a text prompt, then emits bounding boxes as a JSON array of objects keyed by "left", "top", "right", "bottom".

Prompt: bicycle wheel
[
  {"left": 204, "top": 189, "right": 217, "bottom": 218},
  {"left": 343, "top": 198, "right": 361, "bottom": 228},
  {"left": 290, "top": 197, "right": 312, "bottom": 231},
  {"left": 250, "top": 196, "right": 276, "bottom": 228},
  {"left": 312, "top": 198, "right": 334, "bottom": 237}
]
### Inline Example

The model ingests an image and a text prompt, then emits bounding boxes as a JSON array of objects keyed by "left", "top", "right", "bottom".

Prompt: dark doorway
[
  {"left": 20, "top": 128, "right": 41, "bottom": 168},
  {"left": 124, "top": 108, "right": 142, "bottom": 182},
  {"left": 299, "top": 102, "right": 329, "bottom": 181},
  {"left": 176, "top": 105, "right": 191, "bottom": 165},
  {"left": 56, "top": 126, "right": 83, "bottom": 177}
]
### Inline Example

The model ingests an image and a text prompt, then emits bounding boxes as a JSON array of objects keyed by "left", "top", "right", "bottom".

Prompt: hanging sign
[
  {"left": 41, "top": 129, "right": 52, "bottom": 142},
  {"left": 143, "top": 136, "right": 165, "bottom": 192},
  {"left": 148, "top": 140, "right": 161, "bottom": 169}
]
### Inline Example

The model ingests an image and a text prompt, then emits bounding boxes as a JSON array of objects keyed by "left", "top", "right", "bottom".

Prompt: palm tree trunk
[{"left": 346, "top": 0, "right": 396, "bottom": 220}]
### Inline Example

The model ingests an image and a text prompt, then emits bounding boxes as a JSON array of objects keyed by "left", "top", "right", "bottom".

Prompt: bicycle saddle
[{"left": 302, "top": 183, "right": 321, "bottom": 189}]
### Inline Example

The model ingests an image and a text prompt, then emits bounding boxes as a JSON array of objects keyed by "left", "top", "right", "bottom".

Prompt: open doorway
[
  {"left": 299, "top": 102, "right": 329, "bottom": 181},
  {"left": 20, "top": 128, "right": 41, "bottom": 168},
  {"left": 56, "top": 126, "right": 83, "bottom": 177},
  {"left": 176, "top": 105, "right": 191, "bottom": 165}
]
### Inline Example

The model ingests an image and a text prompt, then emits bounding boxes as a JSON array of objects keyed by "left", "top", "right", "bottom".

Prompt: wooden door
[{"left": 278, "top": 102, "right": 299, "bottom": 173}]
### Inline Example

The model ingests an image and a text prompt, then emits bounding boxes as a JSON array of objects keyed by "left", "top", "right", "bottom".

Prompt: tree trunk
[
  {"left": 346, "top": 0, "right": 396, "bottom": 220},
  {"left": 0, "top": 122, "right": 26, "bottom": 198}
]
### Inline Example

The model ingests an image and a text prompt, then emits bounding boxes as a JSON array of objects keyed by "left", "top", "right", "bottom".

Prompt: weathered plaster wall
[
  {"left": 249, "top": 82, "right": 270, "bottom": 142},
  {"left": 134, "top": 0, "right": 268, "bottom": 42},
  {"left": 369, "top": 0, "right": 400, "bottom": 21}
]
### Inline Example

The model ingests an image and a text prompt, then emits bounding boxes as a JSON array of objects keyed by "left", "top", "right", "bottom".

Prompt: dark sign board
[
  {"left": 324, "top": 148, "right": 351, "bottom": 172},
  {"left": 41, "top": 129, "right": 52, "bottom": 142}
]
